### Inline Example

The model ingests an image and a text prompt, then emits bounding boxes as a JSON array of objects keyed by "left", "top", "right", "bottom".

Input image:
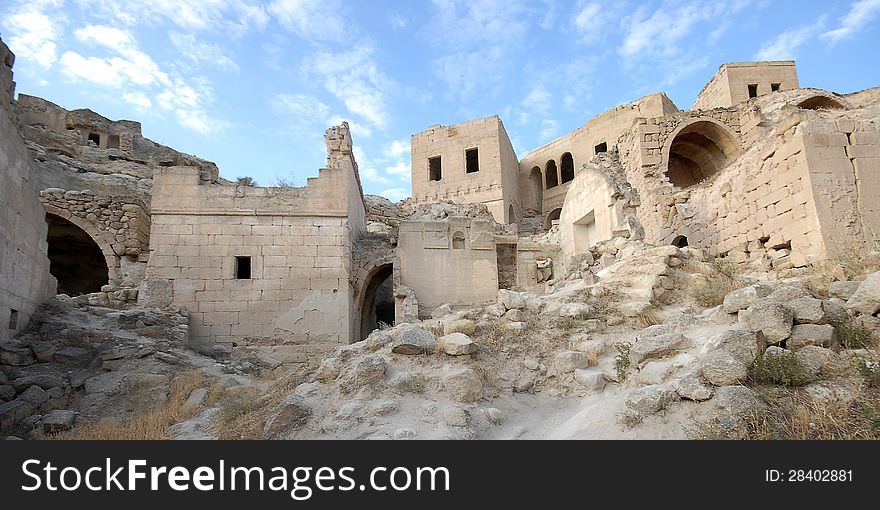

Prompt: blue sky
[{"left": 2, "top": 0, "right": 879, "bottom": 202}]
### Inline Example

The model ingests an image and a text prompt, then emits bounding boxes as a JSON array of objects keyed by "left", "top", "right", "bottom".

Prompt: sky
[{"left": 2, "top": 0, "right": 879, "bottom": 202}]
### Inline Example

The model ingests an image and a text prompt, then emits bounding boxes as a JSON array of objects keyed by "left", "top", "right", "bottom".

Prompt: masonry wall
[
  {"left": 411, "top": 116, "right": 518, "bottom": 223},
  {"left": 0, "top": 40, "right": 55, "bottom": 341},
  {"left": 398, "top": 217, "right": 498, "bottom": 313},
  {"left": 693, "top": 61, "right": 799, "bottom": 110},
  {"left": 559, "top": 165, "right": 628, "bottom": 259},
  {"left": 518, "top": 93, "right": 677, "bottom": 224},
  {"left": 146, "top": 149, "right": 360, "bottom": 358}
]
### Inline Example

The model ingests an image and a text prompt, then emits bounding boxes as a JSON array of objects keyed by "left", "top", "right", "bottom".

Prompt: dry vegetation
[
  {"left": 59, "top": 371, "right": 218, "bottom": 440},
  {"left": 217, "top": 374, "right": 302, "bottom": 440},
  {"left": 689, "top": 258, "right": 745, "bottom": 307}
]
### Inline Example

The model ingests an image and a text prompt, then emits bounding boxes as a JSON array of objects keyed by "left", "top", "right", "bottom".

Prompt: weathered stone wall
[
  {"left": 398, "top": 217, "right": 499, "bottom": 313},
  {"left": 144, "top": 124, "right": 364, "bottom": 361},
  {"left": 693, "top": 61, "right": 799, "bottom": 110},
  {"left": 0, "top": 39, "right": 55, "bottom": 341},
  {"left": 518, "top": 93, "right": 677, "bottom": 225},
  {"left": 411, "top": 116, "right": 519, "bottom": 223}
]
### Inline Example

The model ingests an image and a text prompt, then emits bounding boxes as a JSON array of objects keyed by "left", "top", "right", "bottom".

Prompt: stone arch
[
  {"left": 529, "top": 166, "right": 543, "bottom": 213},
  {"left": 545, "top": 160, "right": 558, "bottom": 189},
  {"left": 672, "top": 235, "right": 689, "bottom": 248},
  {"left": 357, "top": 262, "right": 395, "bottom": 341},
  {"left": 560, "top": 152, "right": 575, "bottom": 183},
  {"left": 662, "top": 118, "right": 741, "bottom": 189},
  {"left": 43, "top": 207, "right": 120, "bottom": 286},
  {"left": 545, "top": 208, "right": 562, "bottom": 229},
  {"left": 797, "top": 94, "right": 846, "bottom": 111},
  {"left": 45, "top": 213, "right": 114, "bottom": 295}
]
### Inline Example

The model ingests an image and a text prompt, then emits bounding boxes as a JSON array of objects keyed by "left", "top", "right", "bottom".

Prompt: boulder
[
  {"left": 503, "top": 322, "right": 528, "bottom": 332},
  {"left": 181, "top": 388, "right": 209, "bottom": 415},
  {"left": 0, "top": 346, "right": 34, "bottom": 367},
  {"left": 573, "top": 368, "right": 606, "bottom": 391},
  {"left": 554, "top": 351, "right": 591, "bottom": 373},
  {"left": 793, "top": 347, "right": 826, "bottom": 381},
  {"left": 822, "top": 299, "right": 849, "bottom": 325},
  {"left": 498, "top": 289, "right": 525, "bottom": 310},
  {"left": 314, "top": 357, "right": 342, "bottom": 382},
  {"left": 443, "top": 319, "right": 476, "bottom": 336},
  {"left": 788, "top": 297, "right": 827, "bottom": 324},
  {"left": 0, "top": 385, "right": 15, "bottom": 401},
  {"left": 828, "top": 281, "right": 860, "bottom": 301},
  {"left": 442, "top": 406, "right": 468, "bottom": 427},
  {"left": 442, "top": 367, "right": 483, "bottom": 403},
  {"left": 53, "top": 347, "right": 91, "bottom": 365},
  {"left": 484, "top": 407, "right": 504, "bottom": 425},
  {"left": 0, "top": 400, "right": 33, "bottom": 431},
  {"left": 787, "top": 324, "right": 836, "bottom": 350},
  {"left": 624, "top": 385, "right": 678, "bottom": 417},
  {"left": 391, "top": 327, "right": 437, "bottom": 355},
  {"left": 559, "top": 303, "right": 592, "bottom": 318},
  {"left": 701, "top": 351, "right": 748, "bottom": 386},
  {"left": 18, "top": 385, "right": 48, "bottom": 406},
  {"left": 387, "top": 371, "right": 425, "bottom": 394},
  {"left": 11, "top": 366, "right": 67, "bottom": 391},
  {"left": 846, "top": 272, "right": 880, "bottom": 315},
  {"left": 503, "top": 309, "right": 525, "bottom": 322},
  {"left": 706, "top": 386, "right": 764, "bottom": 438},
  {"left": 722, "top": 283, "right": 774, "bottom": 314},
  {"left": 43, "top": 410, "right": 77, "bottom": 433},
  {"left": 673, "top": 373, "right": 714, "bottom": 402},
  {"left": 704, "top": 329, "right": 766, "bottom": 365},
  {"left": 263, "top": 396, "right": 311, "bottom": 438},
  {"left": 340, "top": 355, "right": 386, "bottom": 393},
  {"left": 485, "top": 303, "right": 506, "bottom": 317},
  {"left": 746, "top": 301, "right": 793, "bottom": 344},
  {"left": 629, "top": 333, "right": 690, "bottom": 366},
  {"left": 437, "top": 333, "right": 479, "bottom": 356},
  {"left": 431, "top": 304, "right": 454, "bottom": 318}
]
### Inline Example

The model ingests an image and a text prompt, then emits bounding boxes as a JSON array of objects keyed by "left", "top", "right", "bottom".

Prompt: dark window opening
[
  {"left": 771, "top": 83, "right": 781, "bottom": 92},
  {"left": 8, "top": 309, "right": 18, "bottom": 330},
  {"left": 465, "top": 148, "right": 479, "bottom": 173},
  {"left": 748, "top": 84, "right": 759, "bottom": 98},
  {"left": 544, "top": 208, "right": 562, "bottom": 230},
  {"left": 496, "top": 244, "right": 517, "bottom": 290},
  {"left": 452, "top": 231, "right": 465, "bottom": 249},
  {"left": 545, "top": 160, "right": 558, "bottom": 189},
  {"left": 107, "top": 134, "right": 120, "bottom": 149},
  {"left": 235, "top": 256, "right": 252, "bottom": 279},
  {"left": 429, "top": 156, "right": 442, "bottom": 181},
  {"left": 359, "top": 264, "right": 394, "bottom": 341},
  {"left": 672, "top": 235, "right": 689, "bottom": 248},
  {"left": 87, "top": 132, "right": 101, "bottom": 146},
  {"left": 560, "top": 153, "right": 574, "bottom": 183},
  {"left": 595, "top": 142, "right": 608, "bottom": 154}
]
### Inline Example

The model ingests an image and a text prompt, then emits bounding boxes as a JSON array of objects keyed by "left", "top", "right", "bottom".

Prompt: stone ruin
[{"left": 3, "top": 35, "right": 880, "bottom": 440}]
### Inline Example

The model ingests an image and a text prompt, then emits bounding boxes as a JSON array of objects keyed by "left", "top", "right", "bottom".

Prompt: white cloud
[
  {"left": 389, "top": 12, "right": 408, "bottom": 29},
  {"left": 386, "top": 161, "right": 411, "bottom": 180},
  {"left": 755, "top": 17, "right": 826, "bottom": 60},
  {"left": 3, "top": 0, "right": 65, "bottom": 70},
  {"left": 821, "top": 0, "right": 880, "bottom": 44},
  {"left": 540, "top": 119, "right": 559, "bottom": 141},
  {"left": 273, "top": 93, "right": 329, "bottom": 119},
  {"left": 82, "top": 0, "right": 268, "bottom": 34},
  {"left": 384, "top": 139, "right": 410, "bottom": 159},
  {"left": 169, "top": 32, "right": 239, "bottom": 71},
  {"left": 380, "top": 188, "right": 410, "bottom": 202},
  {"left": 572, "top": 1, "right": 609, "bottom": 43},
  {"left": 328, "top": 116, "right": 373, "bottom": 139},
  {"left": 522, "top": 85, "right": 553, "bottom": 115},
  {"left": 304, "top": 45, "right": 393, "bottom": 130},
  {"left": 361, "top": 166, "right": 391, "bottom": 184},
  {"left": 268, "top": 0, "right": 347, "bottom": 43},
  {"left": 122, "top": 91, "right": 152, "bottom": 109}
]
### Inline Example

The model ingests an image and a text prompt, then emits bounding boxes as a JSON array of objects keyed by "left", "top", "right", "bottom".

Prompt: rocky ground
[{"left": 2, "top": 239, "right": 879, "bottom": 440}]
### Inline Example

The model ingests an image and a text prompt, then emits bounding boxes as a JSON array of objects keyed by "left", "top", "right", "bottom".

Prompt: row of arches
[{"left": 526, "top": 153, "right": 575, "bottom": 214}]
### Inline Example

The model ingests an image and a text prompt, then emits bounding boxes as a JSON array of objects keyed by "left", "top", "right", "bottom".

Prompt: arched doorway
[
  {"left": 664, "top": 120, "right": 740, "bottom": 188},
  {"left": 46, "top": 214, "right": 110, "bottom": 295},
  {"left": 545, "top": 208, "right": 562, "bottom": 229},
  {"left": 529, "top": 166, "right": 543, "bottom": 213},
  {"left": 359, "top": 264, "right": 394, "bottom": 341},
  {"left": 545, "top": 160, "right": 558, "bottom": 189},
  {"left": 560, "top": 153, "right": 574, "bottom": 183},
  {"left": 797, "top": 95, "right": 845, "bottom": 110},
  {"left": 672, "top": 235, "right": 689, "bottom": 248}
]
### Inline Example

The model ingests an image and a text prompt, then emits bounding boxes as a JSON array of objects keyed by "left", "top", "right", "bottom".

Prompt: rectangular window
[
  {"left": 594, "top": 142, "right": 608, "bottom": 154},
  {"left": 235, "top": 257, "right": 252, "bottom": 279},
  {"left": 8, "top": 309, "right": 18, "bottom": 330},
  {"left": 429, "top": 156, "right": 442, "bottom": 181},
  {"left": 771, "top": 82, "right": 781, "bottom": 92},
  {"left": 748, "top": 84, "right": 759, "bottom": 98},
  {"left": 87, "top": 132, "right": 101, "bottom": 146},
  {"left": 465, "top": 148, "right": 479, "bottom": 173}
]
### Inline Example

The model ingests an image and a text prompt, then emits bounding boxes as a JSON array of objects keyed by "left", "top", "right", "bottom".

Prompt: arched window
[
  {"left": 452, "top": 231, "right": 465, "bottom": 249},
  {"left": 545, "top": 160, "right": 558, "bottom": 189},
  {"left": 560, "top": 153, "right": 574, "bottom": 183}
]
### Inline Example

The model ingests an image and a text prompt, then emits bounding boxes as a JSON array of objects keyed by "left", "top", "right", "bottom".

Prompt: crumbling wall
[
  {"left": 693, "top": 61, "right": 799, "bottom": 110},
  {"left": 144, "top": 124, "right": 363, "bottom": 361},
  {"left": 411, "top": 116, "right": 518, "bottom": 224},
  {"left": 0, "top": 39, "right": 55, "bottom": 341}
]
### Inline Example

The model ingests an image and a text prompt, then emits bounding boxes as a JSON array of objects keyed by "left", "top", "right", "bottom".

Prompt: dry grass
[
  {"left": 60, "top": 370, "right": 217, "bottom": 440},
  {"left": 748, "top": 387, "right": 880, "bottom": 440},
  {"left": 217, "top": 373, "right": 304, "bottom": 440},
  {"left": 634, "top": 310, "right": 663, "bottom": 328}
]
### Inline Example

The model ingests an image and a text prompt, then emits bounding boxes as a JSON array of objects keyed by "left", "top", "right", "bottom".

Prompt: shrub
[
  {"left": 235, "top": 176, "right": 256, "bottom": 186},
  {"left": 857, "top": 360, "right": 880, "bottom": 387},
  {"left": 837, "top": 320, "right": 876, "bottom": 350},
  {"left": 613, "top": 341, "right": 631, "bottom": 382},
  {"left": 752, "top": 351, "right": 811, "bottom": 387}
]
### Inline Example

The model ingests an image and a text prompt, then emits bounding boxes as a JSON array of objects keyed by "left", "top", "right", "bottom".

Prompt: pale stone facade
[
  {"left": 143, "top": 123, "right": 366, "bottom": 359},
  {"left": 411, "top": 116, "right": 521, "bottom": 224},
  {"left": 693, "top": 61, "right": 799, "bottom": 110},
  {"left": 0, "top": 40, "right": 55, "bottom": 341}
]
